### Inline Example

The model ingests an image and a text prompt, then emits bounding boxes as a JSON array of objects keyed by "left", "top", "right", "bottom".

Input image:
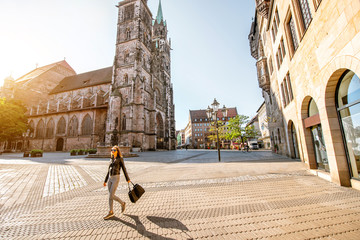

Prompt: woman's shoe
[
  {"left": 103, "top": 211, "right": 114, "bottom": 220},
  {"left": 121, "top": 202, "right": 126, "bottom": 213}
]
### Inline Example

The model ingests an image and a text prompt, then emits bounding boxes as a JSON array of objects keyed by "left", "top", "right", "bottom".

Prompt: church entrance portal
[
  {"left": 156, "top": 113, "right": 165, "bottom": 149},
  {"left": 56, "top": 138, "right": 64, "bottom": 151}
]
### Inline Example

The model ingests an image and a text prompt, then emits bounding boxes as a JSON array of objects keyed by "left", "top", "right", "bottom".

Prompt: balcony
[
  {"left": 256, "top": 0, "right": 270, "bottom": 19},
  {"left": 256, "top": 57, "right": 270, "bottom": 93}
]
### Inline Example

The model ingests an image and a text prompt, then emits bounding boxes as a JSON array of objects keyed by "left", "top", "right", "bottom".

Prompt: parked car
[{"left": 248, "top": 142, "right": 259, "bottom": 150}]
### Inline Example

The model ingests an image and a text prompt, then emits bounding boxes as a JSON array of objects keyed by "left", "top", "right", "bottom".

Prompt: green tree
[
  {"left": 208, "top": 120, "right": 227, "bottom": 143},
  {"left": 225, "top": 115, "right": 258, "bottom": 144},
  {"left": 0, "top": 98, "right": 28, "bottom": 142}
]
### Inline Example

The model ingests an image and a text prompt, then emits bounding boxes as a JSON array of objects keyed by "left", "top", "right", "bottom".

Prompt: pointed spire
[{"left": 156, "top": 0, "right": 164, "bottom": 24}]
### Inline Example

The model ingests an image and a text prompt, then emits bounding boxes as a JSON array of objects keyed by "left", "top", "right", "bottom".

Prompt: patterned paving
[
  {"left": 1, "top": 152, "right": 360, "bottom": 239},
  {"left": 43, "top": 165, "right": 87, "bottom": 197}
]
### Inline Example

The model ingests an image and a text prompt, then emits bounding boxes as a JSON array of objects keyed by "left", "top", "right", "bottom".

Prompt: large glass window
[
  {"left": 309, "top": 98, "right": 319, "bottom": 116},
  {"left": 337, "top": 71, "right": 360, "bottom": 179},
  {"left": 308, "top": 99, "right": 329, "bottom": 171}
]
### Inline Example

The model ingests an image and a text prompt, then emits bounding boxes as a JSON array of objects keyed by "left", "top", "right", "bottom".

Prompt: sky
[{"left": 0, "top": 0, "right": 263, "bottom": 131}]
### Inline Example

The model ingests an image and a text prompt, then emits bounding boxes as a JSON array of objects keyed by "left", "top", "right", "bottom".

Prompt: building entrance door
[
  {"left": 56, "top": 138, "right": 64, "bottom": 151},
  {"left": 291, "top": 123, "right": 300, "bottom": 159}
]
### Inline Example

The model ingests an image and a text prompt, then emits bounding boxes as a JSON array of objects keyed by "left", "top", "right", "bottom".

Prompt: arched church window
[
  {"left": 126, "top": 28, "right": 131, "bottom": 40},
  {"left": 57, "top": 117, "right": 66, "bottom": 134},
  {"left": 68, "top": 116, "right": 79, "bottom": 137},
  {"left": 155, "top": 88, "right": 161, "bottom": 103},
  {"left": 36, "top": 120, "right": 45, "bottom": 139},
  {"left": 29, "top": 120, "right": 35, "bottom": 137},
  {"left": 124, "top": 50, "right": 130, "bottom": 63},
  {"left": 122, "top": 114, "right": 127, "bottom": 131},
  {"left": 81, "top": 114, "right": 93, "bottom": 136},
  {"left": 46, "top": 119, "right": 55, "bottom": 138},
  {"left": 124, "top": 74, "right": 128, "bottom": 84}
]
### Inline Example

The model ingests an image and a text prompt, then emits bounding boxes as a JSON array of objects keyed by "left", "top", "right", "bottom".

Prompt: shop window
[
  {"left": 306, "top": 98, "right": 329, "bottom": 171},
  {"left": 336, "top": 71, "right": 360, "bottom": 179}
]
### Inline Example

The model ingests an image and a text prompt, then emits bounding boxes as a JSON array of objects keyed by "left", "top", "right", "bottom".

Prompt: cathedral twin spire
[{"left": 155, "top": 0, "right": 166, "bottom": 26}]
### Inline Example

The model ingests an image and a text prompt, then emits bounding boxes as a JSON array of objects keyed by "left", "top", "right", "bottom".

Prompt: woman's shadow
[{"left": 111, "top": 214, "right": 192, "bottom": 240}]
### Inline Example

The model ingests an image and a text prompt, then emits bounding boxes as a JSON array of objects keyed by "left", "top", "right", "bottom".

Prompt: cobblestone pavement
[{"left": 1, "top": 150, "right": 360, "bottom": 239}]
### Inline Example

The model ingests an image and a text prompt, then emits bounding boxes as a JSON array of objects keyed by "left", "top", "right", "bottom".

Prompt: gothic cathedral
[
  {"left": 106, "top": 0, "right": 176, "bottom": 150},
  {"left": 0, "top": 0, "right": 176, "bottom": 152}
]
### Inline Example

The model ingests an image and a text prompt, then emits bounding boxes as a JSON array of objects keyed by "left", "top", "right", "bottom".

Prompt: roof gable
[
  {"left": 50, "top": 67, "right": 112, "bottom": 94},
  {"left": 15, "top": 60, "right": 75, "bottom": 83}
]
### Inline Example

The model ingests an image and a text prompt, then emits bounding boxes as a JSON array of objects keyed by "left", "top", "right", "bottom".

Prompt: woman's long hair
[{"left": 111, "top": 145, "right": 123, "bottom": 158}]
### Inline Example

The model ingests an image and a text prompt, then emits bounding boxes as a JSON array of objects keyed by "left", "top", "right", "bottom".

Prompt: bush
[
  {"left": 88, "top": 149, "right": 97, "bottom": 154},
  {"left": 30, "top": 149, "right": 43, "bottom": 154},
  {"left": 70, "top": 149, "right": 77, "bottom": 155},
  {"left": 30, "top": 149, "right": 43, "bottom": 157}
]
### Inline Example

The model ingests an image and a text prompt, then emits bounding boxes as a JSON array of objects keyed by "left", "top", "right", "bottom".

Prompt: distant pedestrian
[
  {"left": 103, "top": 146, "right": 131, "bottom": 220},
  {"left": 185, "top": 145, "right": 188, "bottom": 151}
]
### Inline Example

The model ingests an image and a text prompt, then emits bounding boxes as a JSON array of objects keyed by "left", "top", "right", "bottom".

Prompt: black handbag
[{"left": 128, "top": 182, "right": 145, "bottom": 203}]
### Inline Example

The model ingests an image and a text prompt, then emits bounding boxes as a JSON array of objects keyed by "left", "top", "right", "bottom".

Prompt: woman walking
[{"left": 103, "top": 146, "right": 131, "bottom": 220}]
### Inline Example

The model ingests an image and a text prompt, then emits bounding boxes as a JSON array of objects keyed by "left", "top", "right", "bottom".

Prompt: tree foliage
[
  {"left": 224, "top": 115, "right": 258, "bottom": 143},
  {"left": 0, "top": 98, "right": 28, "bottom": 142},
  {"left": 207, "top": 114, "right": 259, "bottom": 145},
  {"left": 208, "top": 120, "right": 227, "bottom": 142}
]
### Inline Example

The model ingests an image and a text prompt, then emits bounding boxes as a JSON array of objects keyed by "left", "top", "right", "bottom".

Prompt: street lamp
[{"left": 206, "top": 98, "right": 228, "bottom": 162}]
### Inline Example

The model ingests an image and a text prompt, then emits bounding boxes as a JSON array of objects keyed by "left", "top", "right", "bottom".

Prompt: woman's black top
[{"left": 104, "top": 156, "right": 130, "bottom": 183}]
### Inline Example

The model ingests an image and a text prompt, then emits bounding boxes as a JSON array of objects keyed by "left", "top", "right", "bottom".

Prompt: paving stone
[{"left": 1, "top": 152, "right": 360, "bottom": 239}]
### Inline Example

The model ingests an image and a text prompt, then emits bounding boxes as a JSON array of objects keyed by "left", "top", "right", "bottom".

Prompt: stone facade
[
  {"left": 257, "top": 102, "right": 272, "bottom": 149},
  {"left": 184, "top": 108, "right": 238, "bottom": 149},
  {"left": 0, "top": 0, "right": 176, "bottom": 152},
  {"left": 249, "top": 0, "right": 360, "bottom": 188},
  {"left": 106, "top": 0, "right": 176, "bottom": 151}
]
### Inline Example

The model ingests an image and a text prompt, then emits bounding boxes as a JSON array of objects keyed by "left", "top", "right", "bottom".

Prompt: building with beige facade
[
  {"left": 183, "top": 108, "right": 238, "bottom": 149},
  {"left": 249, "top": 0, "right": 360, "bottom": 189},
  {"left": 257, "top": 102, "right": 272, "bottom": 149}
]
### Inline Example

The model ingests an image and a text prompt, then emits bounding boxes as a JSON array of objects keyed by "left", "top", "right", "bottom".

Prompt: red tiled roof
[{"left": 190, "top": 107, "right": 238, "bottom": 122}]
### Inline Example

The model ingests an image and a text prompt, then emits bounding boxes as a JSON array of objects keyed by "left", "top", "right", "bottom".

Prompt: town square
[{"left": 1, "top": 0, "right": 360, "bottom": 239}]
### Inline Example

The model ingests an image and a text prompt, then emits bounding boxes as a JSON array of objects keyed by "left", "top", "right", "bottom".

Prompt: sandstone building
[
  {"left": 0, "top": 0, "right": 176, "bottom": 152},
  {"left": 249, "top": 0, "right": 360, "bottom": 189},
  {"left": 183, "top": 108, "right": 238, "bottom": 149}
]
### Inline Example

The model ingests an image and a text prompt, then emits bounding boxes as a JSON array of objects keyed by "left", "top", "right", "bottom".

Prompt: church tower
[
  {"left": 106, "top": 0, "right": 176, "bottom": 150},
  {"left": 151, "top": 0, "right": 176, "bottom": 150}
]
